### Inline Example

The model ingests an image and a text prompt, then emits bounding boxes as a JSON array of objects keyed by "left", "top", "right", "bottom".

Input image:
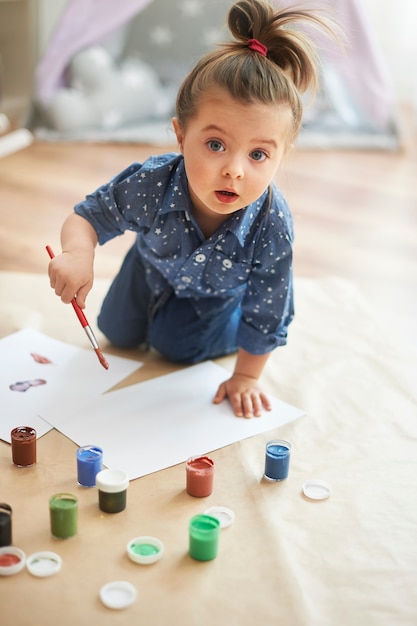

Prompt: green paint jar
[
  {"left": 189, "top": 514, "right": 220, "bottom": 561},
  {"left": 96, "top": 469, "right": 129, "bottom": 514},
  {"left": 49, "top": 493, "right": 78, "bottom": 539}
]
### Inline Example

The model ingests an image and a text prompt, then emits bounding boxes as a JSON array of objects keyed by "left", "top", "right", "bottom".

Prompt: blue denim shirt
[{"left": 75, "top": 153, "right": 294, "bottom": 354}]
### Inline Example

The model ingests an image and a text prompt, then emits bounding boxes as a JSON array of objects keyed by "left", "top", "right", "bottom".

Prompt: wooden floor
[{"left": 1, "top": 115, "right": 416, "bottom": 348}]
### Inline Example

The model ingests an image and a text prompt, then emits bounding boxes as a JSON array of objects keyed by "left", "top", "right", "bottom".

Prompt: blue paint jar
[
  {"left": 76, "top": 445, "right": 103, "bottom": 487},
  {"left": 264, "top": 439, "right": 291, "bottom": 481}
]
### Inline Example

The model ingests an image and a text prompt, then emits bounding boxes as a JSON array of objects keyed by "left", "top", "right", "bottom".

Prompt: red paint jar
[
  {"left": 186, "top": 456, "right": 214, "bottom": 497},
  {"left": 11, "top": 426, "right": 36, "bottom": 467}
]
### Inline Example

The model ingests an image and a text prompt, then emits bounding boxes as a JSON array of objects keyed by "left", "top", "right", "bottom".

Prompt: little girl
[{"left": 48, "top": 0, "right": 331, "bottom": 418}]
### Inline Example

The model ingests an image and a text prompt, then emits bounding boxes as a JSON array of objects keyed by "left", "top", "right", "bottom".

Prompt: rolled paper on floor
[{"left": 0, "top": 129, "right": 33, "bottom": 159}]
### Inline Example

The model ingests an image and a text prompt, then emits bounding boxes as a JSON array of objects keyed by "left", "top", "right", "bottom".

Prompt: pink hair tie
[{"left": 247, "top": 38, "right": 268, "bottom": 57}]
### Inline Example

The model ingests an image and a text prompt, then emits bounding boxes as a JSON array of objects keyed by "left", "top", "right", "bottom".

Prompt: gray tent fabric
[{"left": 32, "top": 0, "right": 400, "bottom": 149}]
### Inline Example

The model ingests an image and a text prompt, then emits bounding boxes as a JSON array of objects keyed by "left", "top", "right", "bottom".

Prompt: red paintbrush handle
[{"left": 70, "top": 299, "right": 88, "bottom": 328}]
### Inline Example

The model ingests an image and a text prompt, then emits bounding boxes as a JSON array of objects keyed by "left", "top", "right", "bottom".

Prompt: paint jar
[
  {"left": 186, "top": 455, "right": 214, "bottom": 497},
  {"left": 11, "top": 426, "right": 36, "bottom": 467},
  {"left": 96, "top": 469, "right": 129, "bottom": 513},
  {"left": 0, "top": 504, "right": 12, "bottom": 547},
  {"left": 49, "top": 493, "right": 78, "bottom": 539},
  {"left": 189, "top": 514, "right": 220, "bottom": 561},
  {"left": 264, "top": 439, "right": 292, "bottom": 481},
  {"left": 76, "top": 445, "right": 103, "bottom": 487}
]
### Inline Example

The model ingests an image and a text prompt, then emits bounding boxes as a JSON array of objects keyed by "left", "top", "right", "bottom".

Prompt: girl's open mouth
[{"left": 215, "top": 190, "right": 238, "bottom": 203}]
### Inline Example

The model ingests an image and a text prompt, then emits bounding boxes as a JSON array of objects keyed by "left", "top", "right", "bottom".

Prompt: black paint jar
[{"left": 0, "top": 504, "right": 12, "bottom": 547}]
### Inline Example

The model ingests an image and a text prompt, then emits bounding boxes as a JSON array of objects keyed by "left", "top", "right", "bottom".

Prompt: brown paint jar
[
  {"left": 186, "top": 456, "right": 214, "bottom": 497},
  {"left": 11, "top": 426, "right": 37, "bottom": 467}
]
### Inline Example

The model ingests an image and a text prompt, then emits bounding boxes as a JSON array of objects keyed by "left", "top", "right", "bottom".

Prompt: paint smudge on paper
[
  {"left": 9, "top": 379, "right": 47, "bottom": 392},
  {"left": 30, "top": 353, "right": 53, "bottom": 364}
]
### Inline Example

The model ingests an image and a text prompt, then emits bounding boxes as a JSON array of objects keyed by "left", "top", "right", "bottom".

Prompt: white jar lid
[
  {"left": 302, "top": 479, "right": 332, "bottom": 500},
  {"left": 99, "top": 580, "right": 137, "bottom": 609},
  {"left": 127, "top": 536, "right": 164, "bottom": 565},
  {"left": 96, "top": 469, "right": 129, "bottom": 493},
  {"left": 204, "top": 506, "right": 235, "bottom": 528},
  {"left": 26, "top": 551, "right": 62, "bottom": 577},
  {"left": 0, "top": 546, "right": 26, "bottom": 576}
]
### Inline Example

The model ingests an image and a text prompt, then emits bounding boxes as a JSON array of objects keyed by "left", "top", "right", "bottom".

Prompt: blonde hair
[{"left": 175, "top": 0, "right": 335, "bottom": 142}]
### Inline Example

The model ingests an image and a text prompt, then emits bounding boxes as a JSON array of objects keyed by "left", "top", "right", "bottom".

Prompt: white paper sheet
[
  {"left": 0, "top": 328, "right": 141, "bottom": 442},
  {"left": 45, "top": 361, "right": 305, "bottom": 480}
]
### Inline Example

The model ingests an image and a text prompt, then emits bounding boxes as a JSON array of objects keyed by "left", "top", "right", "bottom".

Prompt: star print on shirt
[{"left": 74, "top": 153, "right": 294, "bottom": 353}]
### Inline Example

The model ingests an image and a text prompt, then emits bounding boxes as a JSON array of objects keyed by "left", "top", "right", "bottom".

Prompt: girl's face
[{"left": 172, "top": 87, "right": 292, "bottom": 235}]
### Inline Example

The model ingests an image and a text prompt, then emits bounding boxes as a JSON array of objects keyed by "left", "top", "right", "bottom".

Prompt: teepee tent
[{"left": 32, "top": 0, "right": 399, "bottom": 149}]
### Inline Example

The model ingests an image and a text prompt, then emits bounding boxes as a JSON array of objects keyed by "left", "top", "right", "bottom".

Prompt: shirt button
[
  {"left": 222, "top": 259, "right": 232, "bottom": 269},
  {"left": 195, "top": 253, "right": 206, "bottom": 263}
]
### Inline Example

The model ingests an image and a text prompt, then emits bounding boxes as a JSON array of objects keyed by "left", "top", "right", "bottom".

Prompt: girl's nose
[{"left": 222, "top": 157, "right": 244, "bottom": 179}]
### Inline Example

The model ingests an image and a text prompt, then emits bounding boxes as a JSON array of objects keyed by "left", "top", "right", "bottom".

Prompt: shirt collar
[
  {"left": 158, "top": 158, "right": 192, "bottom": 216},
  {"left": 224, "top": 192, "right": 268, "bottom": 246}
]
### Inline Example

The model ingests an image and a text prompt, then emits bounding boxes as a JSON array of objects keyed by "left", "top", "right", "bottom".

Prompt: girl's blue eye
[
  {"left": 207, "top": 140, "right": 224, "bottom": 152},
  {"left": 250, "top": 150, "right": 266, "bottom": 162}
]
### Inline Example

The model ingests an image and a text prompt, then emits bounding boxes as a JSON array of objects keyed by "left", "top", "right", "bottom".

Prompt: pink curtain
[
  {"left": 35, "top": 0, "right": 154, "bottom": 106},
  {"left": 278, "top": 0, "right": 395, "bottom": 128},
  {"left": 35, "top": 0, "right": 395, "bottom": 129}
]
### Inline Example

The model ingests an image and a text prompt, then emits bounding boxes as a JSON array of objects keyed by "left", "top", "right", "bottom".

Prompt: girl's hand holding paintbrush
[
  {"left": 46, "top": 219, "right": 109, "bottom": 370},
  {"left": 47, "top": 213, "right": 98, "bottom": 309},
  {"left": 47, "top": 247, "right": 94, "bottom": 309}
]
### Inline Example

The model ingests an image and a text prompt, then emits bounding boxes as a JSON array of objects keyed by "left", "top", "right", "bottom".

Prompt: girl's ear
[{"left": 172, "top": 117, "right": 184, "bottom": 152}]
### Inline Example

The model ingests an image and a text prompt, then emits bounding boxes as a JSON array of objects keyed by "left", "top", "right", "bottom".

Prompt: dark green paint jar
[
  {"left": 96, "top": 469, "right": 129, "bottom": 513},
  {"left": 0, "top": 504, "right": 12, "bottom": 547}
]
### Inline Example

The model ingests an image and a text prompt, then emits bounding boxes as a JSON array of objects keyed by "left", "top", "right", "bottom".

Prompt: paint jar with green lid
[
  {"left": 96, "top": 469, "right": 129, "bottom": 513},
  {"left": 189, "top": 514, "right": 220, "bottom": 561},
  {"left": 49, "top": 493, "right": 78, "bottom": 539}
]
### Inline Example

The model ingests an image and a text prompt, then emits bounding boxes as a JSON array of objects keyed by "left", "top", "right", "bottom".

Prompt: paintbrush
[{"left": 46, "top": 245, "right": 109, "bottom": 370}]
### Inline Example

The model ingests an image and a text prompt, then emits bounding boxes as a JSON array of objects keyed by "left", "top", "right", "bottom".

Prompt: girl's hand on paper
[{"left": 213, "top": 374, "right": 272, "bottom": 419}]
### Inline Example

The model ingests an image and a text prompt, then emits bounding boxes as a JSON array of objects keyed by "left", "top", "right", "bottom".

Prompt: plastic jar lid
[
  {"left": 204, "top": 506, "right": 235, "bottom": 528},
  {"left": 302, "top": 479, "right": 332, "bottom": 500},
  {"left": 0, "top": 546, "right": 26, "bottom": 576},
  {"left": 127, "top": 536, "right": 164, "bottom": 564},
  {"left": 99, "top": 580, "right": 137, "bottom": 609},
  {"left": 96, "top": 469, "right": 129, "bottom": 493},
  {"left": 26, "top": 551, "right": 62, "bottom": 577}
]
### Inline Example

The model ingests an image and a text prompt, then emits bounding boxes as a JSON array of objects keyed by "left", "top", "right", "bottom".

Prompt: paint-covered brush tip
[{"left": 95, "top": 349, "right": 109, "bottom": 370}]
